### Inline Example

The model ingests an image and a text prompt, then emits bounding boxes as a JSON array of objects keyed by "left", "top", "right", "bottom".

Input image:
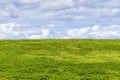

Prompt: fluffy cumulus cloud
[
  {"left": 0, "top": 23, "right": 13, "bottom": 33},
  {"left": 0, "top": 23, "right": 15, "bottom": 39},
  {"left": 66, "top": 25, "right": 120, "bottom": 39},
  {"left": 0, "top": 0, "right": 120, "bottom": 39},
  {"left": 26, "top": 29, "right": 50, "bottom": 39}
]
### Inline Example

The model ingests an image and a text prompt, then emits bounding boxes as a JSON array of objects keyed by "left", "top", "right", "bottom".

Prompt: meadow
[{"left": 0, "top": 39, "right": 120, "bottom": 80}]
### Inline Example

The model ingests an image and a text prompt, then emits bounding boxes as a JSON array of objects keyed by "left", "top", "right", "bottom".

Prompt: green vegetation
[{"left": 0, "top": 39, "right": 120, "bottom": 80}]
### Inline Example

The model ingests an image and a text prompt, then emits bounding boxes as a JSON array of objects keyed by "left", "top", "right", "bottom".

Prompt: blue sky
[{"left": 0, "top": 0, "right": 120, "bottom": 39}]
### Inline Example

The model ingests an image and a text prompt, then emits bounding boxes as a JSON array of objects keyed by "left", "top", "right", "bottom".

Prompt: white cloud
[
  {"left": 92, "top": 25, "right": 100, "bottom": 31},
  {"left": 28, "top": 35, "right": 42, "bottom": 39},
  {"left": 66, "top": 25, "right": 120, "bottom": 39},
  {"left": 0, "top": 0, "right": 120, "bottom": 39},
  {"left": 104, "top": 0, "right": 120, "bottom": 7},
  {"left": 91, "top": 8, "right": 120, "bottom": 17},
  {"left": 0, "top": 3, "right": 19, "bottom": 18},
  {"left": 18, "top": 0, "right": 41, "bottom": 4},
  {"left": 40, "top": 0, "right": 74, "bottom": 10},
  {"left": 0, "top": 23, "right": 120, "bottom": 39},
  {"left": 1, "top": 0, "right": 119, "bottom": 25},
  {"left": 25, "top": 29, "right": 50, "bottom": 39},
  {"left": 0, "top": 9, "right": 9, "bottom": 17},
  {"left": 67, "top": 27, "right": 90, "bottom": 38},
  {"left": 0, "top": 33, "right": 5, "bottom": 39},
  {"left": 17, "top": 0, "right": 74, "bottom": 10},
  {"left": 0, "top": 23, "right": 16, "bottom": 33},
  {"left": 0, "top": 23, "right": 24, "bottom": 39}
]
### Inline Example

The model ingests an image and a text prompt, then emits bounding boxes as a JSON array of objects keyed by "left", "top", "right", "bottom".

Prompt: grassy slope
[{"left": 0, "top": 39, "right": 120, "bottom": 80}]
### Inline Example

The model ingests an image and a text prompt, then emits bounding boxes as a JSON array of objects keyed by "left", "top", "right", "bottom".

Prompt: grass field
[{"left": 0, "top": 39, "right": 120, "bottom": 80}]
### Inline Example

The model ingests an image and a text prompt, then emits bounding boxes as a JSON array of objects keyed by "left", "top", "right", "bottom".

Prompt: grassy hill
[{"left": 0, "top": 39, "right": 120, "bottom": 80}]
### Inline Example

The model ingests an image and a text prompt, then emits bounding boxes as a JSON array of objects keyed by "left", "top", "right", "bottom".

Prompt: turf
[{"left": 0, "top": 39, "right": 120, "bottom": 80}]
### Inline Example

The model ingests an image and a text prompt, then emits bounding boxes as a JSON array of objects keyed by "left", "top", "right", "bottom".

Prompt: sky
[{"left": 0, "top": 0, "right": 120, "bottom": 39}]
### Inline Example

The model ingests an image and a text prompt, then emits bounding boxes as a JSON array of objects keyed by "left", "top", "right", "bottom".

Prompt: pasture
[{"left": 0, "top": 39, "right": 120, "bottom": 80}]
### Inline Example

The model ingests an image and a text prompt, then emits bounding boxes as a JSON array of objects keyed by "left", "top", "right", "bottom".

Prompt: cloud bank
[{"left": 0, "top": 0, "right": 120, "bottom": 39}]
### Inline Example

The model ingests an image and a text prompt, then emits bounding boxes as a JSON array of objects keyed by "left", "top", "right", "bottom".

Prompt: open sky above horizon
[{"left": 0, "top": 0, "right": 120, "bottom": 39}]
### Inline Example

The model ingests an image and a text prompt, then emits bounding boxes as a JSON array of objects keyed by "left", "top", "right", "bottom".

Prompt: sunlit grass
[{"left": 0, "top": 39, "right": 120, "bottom": 80}]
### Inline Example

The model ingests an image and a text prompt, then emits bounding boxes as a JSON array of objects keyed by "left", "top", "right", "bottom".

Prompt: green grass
[{"left": 0, "top": 39, "right": 120, "bottom": 80}]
